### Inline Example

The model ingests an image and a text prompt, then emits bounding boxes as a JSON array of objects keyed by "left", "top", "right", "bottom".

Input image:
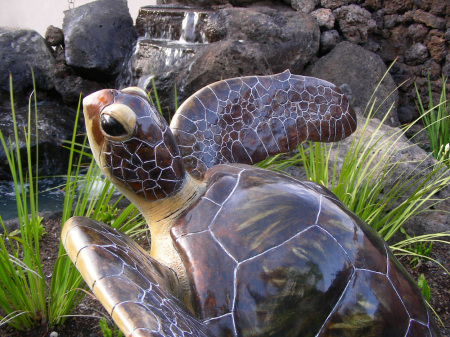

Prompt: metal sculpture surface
[{"left": 62, "top": 71, "right": 439, "bottom": 336}]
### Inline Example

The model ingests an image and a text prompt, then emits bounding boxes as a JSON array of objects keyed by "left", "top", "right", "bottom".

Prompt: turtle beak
[{"left": 83, "top": 89, "right": 115, "bottom": 121}]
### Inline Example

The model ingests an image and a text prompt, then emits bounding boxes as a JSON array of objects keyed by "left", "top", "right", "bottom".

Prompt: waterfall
[{"left": 180, "top": 12, "right": 199, "bottom": 43}]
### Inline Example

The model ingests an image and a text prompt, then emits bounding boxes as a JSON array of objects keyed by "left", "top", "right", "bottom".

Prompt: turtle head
[{"left": 83, "top": 87, "right": 186, "bottom": 202}]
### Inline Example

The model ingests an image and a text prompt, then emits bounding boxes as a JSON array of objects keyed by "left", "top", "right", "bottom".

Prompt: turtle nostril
[{"left": 101, "top": 114, "right": 127, "bottom": 137}]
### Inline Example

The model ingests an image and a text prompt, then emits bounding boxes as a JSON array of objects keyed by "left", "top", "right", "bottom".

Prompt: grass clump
[
  {"left": 415, "top": 75, "right": 449, "bottom": 164},
  {"left": 0, "top": 74, "right": 143, "bottom": 331}
]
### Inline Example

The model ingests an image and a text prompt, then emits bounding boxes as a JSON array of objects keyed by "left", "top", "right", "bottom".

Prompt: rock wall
[{"left": 154, "top": 0, "right": 448, "bottom": 125}]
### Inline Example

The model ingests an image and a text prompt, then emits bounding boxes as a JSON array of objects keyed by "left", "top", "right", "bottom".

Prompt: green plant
[
  {"left": 0, "top": 73, "right": 50, "bottom": 330},
  {"left": 417, "top": 274, "right": 431, "bottom": 302},
  {"left": 415, "top": 75, "right": 449, "bottom": 163},
  {"left": 0, "top": 74, "right": 144, "bottom": 331},
  {"left": 398, "top": 228, "right": 433, "bottom": 268},
  {"left": 99, "top": 317, "right": 123, "bottom": 337}
]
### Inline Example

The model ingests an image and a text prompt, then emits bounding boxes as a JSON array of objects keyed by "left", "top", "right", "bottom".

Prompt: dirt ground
[{"left": 1, "top": 214, "right": 449, "bottom": 337}]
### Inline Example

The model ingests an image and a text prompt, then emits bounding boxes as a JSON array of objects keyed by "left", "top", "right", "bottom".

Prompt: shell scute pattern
[
  {"left": 64, "top": 72, "right": 439, "bottom": 336},
  {"left": 63, "top": 218, "right": 215, "bottom": 337},
  {"left": 171, "top": 70, "right": 356, "bottom": 179},
  {"left": 171, "top": 164, "right": 434, "bottom": 336},
  {"left": 234, "top": 226, "right": 353, "bottom": 336}
]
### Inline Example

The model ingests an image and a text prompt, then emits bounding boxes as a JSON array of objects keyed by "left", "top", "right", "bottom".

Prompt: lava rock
[
  {"left": 413, "top": 9, "right": 446, "bottom": 30},
  {"left": 212, "top": 6, "right": 320, "bottom": 73},
  {"left": 0, "top": 27, "right": 55, "bottom": 94},
  {"left": 424, "top": 30, "right": 446, "bottom": 62},
  {"left": 383, "top": 0, "right": 413, "bottom": 14},
  {"left": 175, "top": 40, "right": 272, "bottom": 102},
  {"left": 333, "top": 5, "right": 376, "bottom": 44},
  {"left": 305, "top": 41, "right": 399, "bottom": 126},
  {"left": 54, "top": 73, "right": 104, "bottom": 105},
  {"left": 0, "top": 101, "right": 79, "bottom": 180},
  {"left": 320, "top": 0, "right": 354, "bottom": 10},
  {"left": 62, "top": 0, "right": 137, "bottom": 79},
  {"left": 311, "top": 8, "right": 335, "bottom": 29},
  {"left": 320, "top": 29, "right": 341, "bottom": 52},
  {"left": 405, "top": 43, "right": 430, "bottom": 65},
  {"left": 407, "top": 23, "right": 429, "bottom": 42},
  {"left": 397, "top": 105, "right": 415, "bottom": 124},
  {"left": 289, "top": 0, "right": 320, "bottom": 13},
  {"left": 443, "top": 54, "right": 450, "bottom": 77},
  {"left": 45, "top": 25, "right": 64, "bottom": 47}
]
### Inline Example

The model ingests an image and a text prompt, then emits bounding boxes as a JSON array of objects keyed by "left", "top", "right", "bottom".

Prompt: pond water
[{"left": 0, "top": 177, "right": 67, "bottom": 221}]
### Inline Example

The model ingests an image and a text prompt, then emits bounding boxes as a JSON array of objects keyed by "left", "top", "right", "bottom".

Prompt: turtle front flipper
[
  {"left": 62, "top": 217, "right": 215, "bottom": 337},
  {"left": 170, "top": 70, "right": 356, "bottom": 178}
]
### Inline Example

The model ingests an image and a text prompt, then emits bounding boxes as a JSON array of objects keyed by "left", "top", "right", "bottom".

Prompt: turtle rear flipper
[
  {"left": 62, "top": 217, "right": 215, "bottom": 337},
  {"left": 170, "top": 70, "right": 356, "bottom": 178}
]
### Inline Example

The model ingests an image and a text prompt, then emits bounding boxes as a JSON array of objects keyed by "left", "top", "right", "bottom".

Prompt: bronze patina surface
[{"left": 62, "top": 71, "right": 439, "bottom": 336}]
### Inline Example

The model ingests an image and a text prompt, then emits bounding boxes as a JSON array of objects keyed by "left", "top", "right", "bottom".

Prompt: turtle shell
[{"left": 171, "top": 164, "right": 439, "bottom": 336}]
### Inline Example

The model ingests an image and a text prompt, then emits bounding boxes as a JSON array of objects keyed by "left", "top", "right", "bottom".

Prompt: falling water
[
  {"left": 180, "top": 12, "right": 200, "bottom": 43},
  {"left": 117, "top": 6, "right": 215, "bottom": 90}
]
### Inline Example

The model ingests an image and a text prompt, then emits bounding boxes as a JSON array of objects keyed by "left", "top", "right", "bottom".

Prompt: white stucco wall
[{"left": 0, "top": 0, "right": 156, "bottom": 37}]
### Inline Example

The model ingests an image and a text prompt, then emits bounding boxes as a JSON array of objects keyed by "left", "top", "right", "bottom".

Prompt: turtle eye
[
  {"left": 101, "top": 114, "right": 128, "bottom": 137},
  {"left": 99, "top": 103, "right": 136, "bottom": 141}
]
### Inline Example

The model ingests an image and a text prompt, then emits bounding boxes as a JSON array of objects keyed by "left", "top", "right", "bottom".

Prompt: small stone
[
  {"left": 362, "top": 39, "right": 380, "bottom": 52},
  {"left": 444, "top": 29, "right": 450, "bottom": 42},
  {"left": 320, "top": 0, "right": 351, "bottom": 10},
  {"left": 333, "top": 5, "right": 376, "bottom": 44},
  {"left": 320, "top": 30, "right": 340, "bottom": 52},
  {"left": 290, "top": 0, "right": 319, "bottom": 13},
  {"left": 310, "top": 8, "right": 335, "bottom": 29},
  {"left": 397, "top": 105, "right": 415, "bottom": 124},
  {"left": 443, "top": 54, "right": 450, "bottom": 77},
  {"left": 413, "top": 9, "right": 446, "bottom": 30},
  {"left": 407, "top": 23, "right": 429, "bottom": 42},
  {"left": 425, "top": 30, "right": 446, "bottom": 62},
  {"left": 405, "top": 42, "right": 429, "bottom": 65},
  {"left": 45, "top": 25, "right": 64, "bottom": 46},
  {"left": 383, "top": 0, "right": 412, "bottom": 14},
  {"left": 422, "top": 60, "right": 441, "bottom": 80}
]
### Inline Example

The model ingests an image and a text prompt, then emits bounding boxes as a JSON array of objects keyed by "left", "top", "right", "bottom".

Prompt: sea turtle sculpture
[{"left": 62, "top": 70, "right": 439, "bottom": 336}]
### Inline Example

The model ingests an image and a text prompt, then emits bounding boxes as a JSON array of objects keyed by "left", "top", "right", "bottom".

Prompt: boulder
[
  {"left": 174, "top": 40, "right": 272, "bottom": 103},
  {"left": 283, "top": 115, "right": 450, "bottom": 237},
  {"left": 305, "top": 41, "right": 399, "bottom": 126},
  {"left": 62, "top": 0, "right": 136, "bottom": 78},
  {"left": 0, "top": 27, "right": 55, "bottom": 94},
  {"left": 212, "top": 6, "right": 320, "bottom": 73},
  {"left": 0, "top": 101, "right": 79, "bottom": 180}
]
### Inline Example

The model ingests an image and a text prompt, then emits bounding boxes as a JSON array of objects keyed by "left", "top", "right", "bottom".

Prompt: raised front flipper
[
  {"left": 62, "top": 217, "right": 215, "bottom": 337},
  {"left": 170, "top": 70, "right": 356, "bottom": 178}
]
